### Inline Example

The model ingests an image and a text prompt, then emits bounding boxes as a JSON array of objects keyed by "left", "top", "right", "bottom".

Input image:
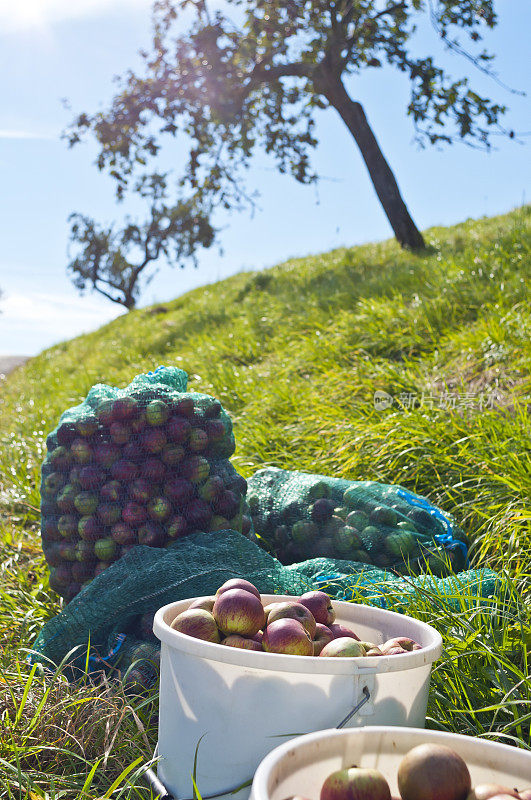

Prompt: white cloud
[
  {"left": 0, "top": 289, "right": 125, "bottom": 355},
  {"left": 0, "top": 0, "right": 151, "bottom": 32},
  {"left": 0, "top": 129, "right": 57, "bottom": 140}
]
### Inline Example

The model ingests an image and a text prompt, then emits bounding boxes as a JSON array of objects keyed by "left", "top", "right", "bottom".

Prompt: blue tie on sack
[{"left": 397, "top": 487, "right": 469, "bottom": 568}]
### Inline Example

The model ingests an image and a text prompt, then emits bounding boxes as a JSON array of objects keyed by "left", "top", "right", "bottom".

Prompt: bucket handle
[
  {"left": 145, "top": 685, "right": 372, "bottom": 799},
  {"left": 336, "top": 684, "right": 371, "bottom": 728}
]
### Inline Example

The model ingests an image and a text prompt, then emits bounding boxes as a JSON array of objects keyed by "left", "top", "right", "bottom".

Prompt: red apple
[
  {"left": 75, "top": 415, "right": 98, "bottom": 437},
  {"left": 111, "top": 522, "right": 136, "bottom": 545},
  {"left": 70, "top": 438, "right": 93, "bottom": 464},
  {"left": 58, "top": 542, "right": 77, "bottom": 562},
  {"left": 213, "top": 589, "right": 265, "bottom": 636},
  {"left": 173, "top": 397, "right": 195, "bottom": 418},
  {"left": 310, "top": 498, "right": 335, "bottom": 523},
  {"left": 203, "top": 398, "right": 222, "bottom": 418},
  {"left": 129, "top": 478, "right": 152, "bottom": 504},
  {"left": 329, "top": 623, "right": 361, "bottom": 641},
  {"left": 122, "top": 441, "right": 143, "bottom": 462},
  {"left": 111, "top": 396, "right": 139, "bottom": 421},
  {"left": 381, "top": 645, "right": 408, "bottom": 655},
  {"left": 147, "top": 496, "right": 173, "bottom": 521},
  {"left": 381, "top": 637, "right": 421, "bottom": 652},
  {"left": 138, "top": 522, "right": 165, "bottom": 546},
  {"left": 121, "top": 502, "right": 147, "bottom": 526},
  {"left": 141, "top": 428, "right": 167, "bottom": 453},
  {"left": 58, "top": 514, "right": 79, "bottom": 539},
  {"left": 56, "top": 422, "right": 77, "bottom": 445},
  {"left": 141, "top": 458, "right": 166, "bottom": 483},
  {"left": 299, "top": 590, "right": 336, "bottom": 626},
  {"left": 198, "top": 476, "right": 223, "bottom": 502},
  {"left": 145, "top": 399, "right": 170, "bottom": 426},
  {"left": 43, "top": 472, "right": 66, "bottom": 496},
  {"left": 97, "top": 502, "right": 122, "bottom": 525},
  {"left": 42, "top": 518, "right": 62, "bottom": 541},
  {"left": 170, "top": 609, "right": 221, "bottom": 643},
  {"left": 188, "top": 596, "right": 216, "bottom": 612},
  {"left": 216, "top": 579, "right": 261, "bottom": 599},
  {"left": 320, "top": 767, "right": 391, "bottom": 800},
  {"left": 185, "top": 498, "right": 213, "bottom": 530},
  {"left": 110, "top": 421, "right": 131, "bottom": 444},
  {"left": 78, "top": 515, "right": 102, "bottom": 541},
  {"left": 213, "top": 489, "right": 239, "bottom": 519},
  {"left": 49, "top": 446, "right": 72, "bottom": 470},
  {"left": 223, "top": 635, "right": 262, "bottom": 651},
  {"left": 468, "top": 788, "right": 520, "bottom": 800},
  {"left": 181, "top": 455, "right": 210, "bottom": 484},
  {"left": 167, "top": 515, "right": 188, "bottom": 539},
  {"left": 204, "top": 419, "right": 225, "bottom": 442},
  {"left": 312, "top": 623, "right": 335, "bottom": 655},
  {"left": 486, "top": 796, "right": 525, "bottom": 800},
  {"left": 262, "top": 618, "right": 313, "bottom": 656},
  {"left": 188, "top": 428, "right": 209, "bottom": 452},
  {"left": 164, "top": 477, "right": 194, "bottom": 505},
  {"left": 56, "top": 485, "right": 77, "bottom": 513},
  {"left": 319, "top": 637, "right": 366, "bottom": 658},
  {"left": 100, "top": 480, "right": 122, "bottom": 502},
  {"left": 111, "top": 459, "right": 139, "bottom": 482},
  {"left": 161, "top": 444, "right": 185, "bottom": 465},
  {"left": 166, "top": 416, "right": 191, "bottom": 443},
  {"left": 398, "top": 743, "right": 471, "bottom": 800},
  {"left": 266, "top": 602, "right": 317, "bottom": 639}
]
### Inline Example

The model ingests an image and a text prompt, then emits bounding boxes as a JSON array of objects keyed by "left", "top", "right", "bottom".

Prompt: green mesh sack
[
  {"left": 247, "top": 467, "right": 469, "bottom": 573},
  {"left": 40, "top": 366, "right": 252, "bottom": 602},
  {"left": 30, "top": 529, "right": 499, "bottom": 689}
]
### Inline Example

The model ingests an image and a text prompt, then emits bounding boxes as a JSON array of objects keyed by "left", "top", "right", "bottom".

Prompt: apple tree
[
  {"left": 67, "top": 0, "right": 512, "bottom": 283},
  {"left": 67, "top": 173, "right": 214, "bottom": 309}
]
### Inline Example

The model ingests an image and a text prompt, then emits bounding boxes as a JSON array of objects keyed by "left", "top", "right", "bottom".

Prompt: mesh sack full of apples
[
  {"left": 40, "top": 366, "right": 252, "bottom": 601},
  {"left": 247, "top": 467, "right": 469, "bottom": 574}
]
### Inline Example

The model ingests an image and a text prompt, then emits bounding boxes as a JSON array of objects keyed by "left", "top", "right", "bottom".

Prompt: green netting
[
  {"left": 40, "top": 366, "right": 251, "bottom": 602},
  {"left": 30, "top": 530, "right": 500, "bottom": 689},
  {"left": 247, "top": 467, "right": 469, "bottom": 574}
]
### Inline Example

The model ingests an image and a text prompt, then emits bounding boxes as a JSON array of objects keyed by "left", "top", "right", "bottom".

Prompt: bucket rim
[
  {"left": 153, "top": 594, "right": 442, "bottom": 675},
  {"left": 251, "top": 726, "right": 531, "bottom": 800}
]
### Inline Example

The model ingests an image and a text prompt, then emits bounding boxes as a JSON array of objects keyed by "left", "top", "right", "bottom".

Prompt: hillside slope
[
  {"left": 1, "top": 207, "right": 530, "bottom": 569},
  {"left": 0, "top": 209, "right": 530, "bottom": 795}
]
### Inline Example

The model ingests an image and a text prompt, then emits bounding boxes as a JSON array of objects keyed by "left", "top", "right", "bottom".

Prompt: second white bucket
[{"left": 153, "top": 594, "right": 442, "bottom": 800}]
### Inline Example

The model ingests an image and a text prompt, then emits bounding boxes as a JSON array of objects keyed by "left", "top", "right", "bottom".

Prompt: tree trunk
[{"left": 318, "top": 70, "right": 425, "bottom": 250}]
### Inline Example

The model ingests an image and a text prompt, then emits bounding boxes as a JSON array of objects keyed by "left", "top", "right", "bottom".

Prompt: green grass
[{"left": 1, "top": 206, "right": 530, "bottom": 797}]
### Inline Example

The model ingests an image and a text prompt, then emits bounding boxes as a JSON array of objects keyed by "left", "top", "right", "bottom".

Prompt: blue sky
[{"left": 0, "top": 0, "right": 529, "bottom": 356}]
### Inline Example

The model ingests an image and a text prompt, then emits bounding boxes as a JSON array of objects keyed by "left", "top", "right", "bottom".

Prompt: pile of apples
[
  {"left": 41, "top": 392, "right": 251, "bottom": 601},
  {"left": 170, "top": 580, "right": 422, "bottom": 657},
  {"left": 250, "top": 481, "right": 433, "bottom": 568},
  {"left": 285, "top": 743, "right": 531, "bottom": 800},
  {"left": 249, "top": 476, "right": 465, "bottom": 572}
]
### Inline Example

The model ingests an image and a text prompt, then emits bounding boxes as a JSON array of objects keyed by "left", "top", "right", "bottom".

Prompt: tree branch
[
  {"left": 344, "top": 1, "right": 406, "bottom": 50},
  {"left": 93, "top": 281, "right": 128, "bottom": 306},
  {"left": 250, "top": 61, "right": 315, "bottom": 84}
]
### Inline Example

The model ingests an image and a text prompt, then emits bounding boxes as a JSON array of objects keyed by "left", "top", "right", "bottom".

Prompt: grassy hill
[{"left": 0, "top": 207, "right": 530, "bottom": 797}]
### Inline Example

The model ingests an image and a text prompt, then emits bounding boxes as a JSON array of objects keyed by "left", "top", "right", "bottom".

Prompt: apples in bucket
[
  {"left": 170, "top": 581, "right": 422, "bottom": 658},
  {"left": 281, "top": 742, "right": 531, "bottom": 800}
]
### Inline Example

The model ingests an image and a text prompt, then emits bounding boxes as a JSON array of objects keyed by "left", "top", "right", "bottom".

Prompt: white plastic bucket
[
  {"left": 250, "top": 726, "right": 531, "bottom": 800},
  {"left": 153, "top": 595, "right": 442, "bottom": 800}
]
